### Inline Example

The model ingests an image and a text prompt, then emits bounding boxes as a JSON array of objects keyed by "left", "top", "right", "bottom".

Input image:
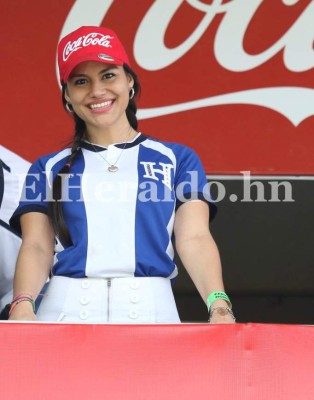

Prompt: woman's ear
[
  {"left": 128, "top": 74, "right": 134, "bottom": 91},
  {"left": 64, "top": 88, "right": 71, "bottom": 103}
]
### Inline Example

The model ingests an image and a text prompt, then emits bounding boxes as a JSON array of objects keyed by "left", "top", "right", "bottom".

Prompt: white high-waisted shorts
[{"left": 36, "top": 276, "right": 181, "bottom": 324}]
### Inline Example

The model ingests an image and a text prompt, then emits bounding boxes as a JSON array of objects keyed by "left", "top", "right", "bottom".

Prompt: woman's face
[{"left": 65, "top": 61, "right": 134, "bottom": 134}]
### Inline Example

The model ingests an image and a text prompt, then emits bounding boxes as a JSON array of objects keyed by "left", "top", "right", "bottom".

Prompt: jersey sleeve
[
  {"left": 9, "top": 158, "right": 50, "bottom": 234},
  {"left": 174, "top": 146, "right": 217, "bottom": 220}
]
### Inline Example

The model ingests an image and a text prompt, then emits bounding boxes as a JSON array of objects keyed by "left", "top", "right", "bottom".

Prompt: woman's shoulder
[
  {"left": 141, "top": 133, "right": 196, "bottom": 155},
  {"left": 31, "top": 147, "right": 72, "bottom": 168}
]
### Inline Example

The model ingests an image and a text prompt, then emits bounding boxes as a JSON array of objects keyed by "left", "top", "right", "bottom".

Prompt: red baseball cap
[{"left": 58, "top": 26, "right": 131, "bottom": 84}]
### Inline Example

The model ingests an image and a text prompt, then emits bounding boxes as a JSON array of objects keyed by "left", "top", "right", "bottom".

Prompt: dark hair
[{"left": 48, "top": 64, "right": 141, "bottom": 246}]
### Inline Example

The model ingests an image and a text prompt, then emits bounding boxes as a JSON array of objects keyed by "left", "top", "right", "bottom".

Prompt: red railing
[{"left": 0, "top": 322, "right": 313, "bottom": 399}]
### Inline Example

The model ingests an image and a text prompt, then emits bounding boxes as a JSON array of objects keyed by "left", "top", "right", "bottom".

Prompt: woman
[{"left": 9, "top": 26, "right": 235, "bottom": 324}]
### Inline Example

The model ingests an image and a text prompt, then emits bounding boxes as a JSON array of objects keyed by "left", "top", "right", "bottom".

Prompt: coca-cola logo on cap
[{"left": 63, "top": 33, "right": 114, "bottom": 61}]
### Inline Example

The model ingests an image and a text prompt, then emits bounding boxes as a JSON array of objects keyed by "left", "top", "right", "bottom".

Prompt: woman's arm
[
  {"left": 9, "top": 212, "right": 55, "bottom": 320},
  {"left": 174, "top": 200, "right": 235, "bottom": 323}
]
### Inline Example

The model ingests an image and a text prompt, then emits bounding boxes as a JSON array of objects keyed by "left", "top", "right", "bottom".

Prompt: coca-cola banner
[{"left": 1, "top": 0, "right": 313, "bottom": 174}]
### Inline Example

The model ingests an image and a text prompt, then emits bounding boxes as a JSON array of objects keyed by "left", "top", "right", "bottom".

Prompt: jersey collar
[{"left": 80, "top": 132, "right": 148, "bottom": 152}]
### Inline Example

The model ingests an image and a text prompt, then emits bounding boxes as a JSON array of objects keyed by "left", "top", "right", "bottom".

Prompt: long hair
[{"left": 48, "top": 64, "right": 141, "bottom": 246}]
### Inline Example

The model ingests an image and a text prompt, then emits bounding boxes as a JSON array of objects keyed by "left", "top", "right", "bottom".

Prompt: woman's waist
[
  {"left": 49, "top": 275, "right": 172, "bottom": 289},
  {"left": 41, "top": 275, "right": 176, "bottom": 323},
  {"left": 46, "top": 275, "right": 174, "bottom": 302}
]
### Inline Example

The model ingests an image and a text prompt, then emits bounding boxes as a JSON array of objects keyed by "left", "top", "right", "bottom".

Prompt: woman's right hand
[{"left": 8, "top": 301, "right": 36, "bottom": 321}]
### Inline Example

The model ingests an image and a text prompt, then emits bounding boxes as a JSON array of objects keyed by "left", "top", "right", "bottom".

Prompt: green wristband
[{"left": 207, "top": 292, "right": 231, "bottom": 311}]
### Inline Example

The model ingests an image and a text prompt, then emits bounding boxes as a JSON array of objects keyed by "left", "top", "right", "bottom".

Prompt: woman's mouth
[{"left": 89, "top": 100, "right": 113, "bottom": 110}]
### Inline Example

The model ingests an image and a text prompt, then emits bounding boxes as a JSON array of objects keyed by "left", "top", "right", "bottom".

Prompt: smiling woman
[
  {"left": 65, "top": 62, "right": 134, "bottom": 141},
  {"left": 8, "top": 26, "right": 235, "bottom": 324}
]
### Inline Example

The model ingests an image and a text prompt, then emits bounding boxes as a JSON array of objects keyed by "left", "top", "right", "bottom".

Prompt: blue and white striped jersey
[{"left": 10, "top": 133, "right": 215, "bottom": 279}]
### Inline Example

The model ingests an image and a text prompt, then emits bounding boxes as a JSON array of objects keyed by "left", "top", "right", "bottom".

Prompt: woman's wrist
[
  {"left": 206, "top": 291, "right": 232, "bottom": 311},
  {"left": 9, "top": 294, "right": 35, "bottom": 317},
  {"left": 206, "top": 291, "right": 236, "bottom": 323}
]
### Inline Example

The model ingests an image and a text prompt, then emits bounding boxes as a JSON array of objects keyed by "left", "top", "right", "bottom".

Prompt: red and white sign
[{"left": 1, "top": 0, "right": 313, "bottom": 174}]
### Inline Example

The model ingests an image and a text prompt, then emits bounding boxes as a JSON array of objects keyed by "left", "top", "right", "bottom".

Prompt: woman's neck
[{"left": 86, "top": 125, "right": 136, "bottom": 146}]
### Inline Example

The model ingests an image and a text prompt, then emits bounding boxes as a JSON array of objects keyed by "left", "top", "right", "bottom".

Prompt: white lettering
[
  {"left": 63, "top": 33, "right": 114, "bottom": 61},
  {"left": 140, "top": 162, "right": 174, "bottom": 189},
  {"left": 20, "top": 174, "right": 41, "bottom": 202},
  {"left": 134, "top": 0, "right": 227, "bottom": 71},
  {"left": 175, "top": 171, "right": 201, "bottom": 202},
  {"left": 60, "top": 0, "right": 314, "bottom": 124},
  {"left": 137, "top": 87, "right": 314, "bottom": 127},
  {"left": 138, "top": 181, "right": 159, "bottom": 202},
  {"left": 63, "top": 0, "right": 314, "bottom": 71},
  {"left": 59, "top": 173, "right": 84, "bottom": 202},
  {"left": 215, "top": 0, "right": 314, "bottom": 72}
]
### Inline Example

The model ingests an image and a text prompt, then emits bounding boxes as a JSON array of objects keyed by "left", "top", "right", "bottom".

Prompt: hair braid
[
  {"left": 48, "top": 96, "right": 86, "bottom": 246},
  {"left": 124, "top": 64, "right": 141, "bottom": 130}
]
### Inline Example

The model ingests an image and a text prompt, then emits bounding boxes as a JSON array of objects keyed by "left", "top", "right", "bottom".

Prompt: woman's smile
[{"left": 88, "top": 99, "right": 114, "bottom": 113}]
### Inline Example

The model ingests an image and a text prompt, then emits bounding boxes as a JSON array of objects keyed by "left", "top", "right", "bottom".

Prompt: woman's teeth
[{"left": 90, "top": 100, "right": 112, "bottom": 110}]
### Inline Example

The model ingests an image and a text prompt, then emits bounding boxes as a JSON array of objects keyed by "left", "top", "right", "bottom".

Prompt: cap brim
[{"left": 61, "top": 53, "right": 124, "bottom": 83}]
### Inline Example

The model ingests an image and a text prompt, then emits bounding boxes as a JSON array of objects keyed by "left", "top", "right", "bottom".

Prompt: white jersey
[{"left": 10, "top": 133, "right": 215, "bottom": 280}]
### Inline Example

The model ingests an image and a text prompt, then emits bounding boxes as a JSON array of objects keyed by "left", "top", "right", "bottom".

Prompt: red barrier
[{"left": 0, "top": 322, "right": 313, "bottom": 399}]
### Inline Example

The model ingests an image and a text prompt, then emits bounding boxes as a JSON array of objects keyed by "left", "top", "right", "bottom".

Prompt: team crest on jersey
[{"left": 140, "top": 162, "right": 174, "bottom": 190}]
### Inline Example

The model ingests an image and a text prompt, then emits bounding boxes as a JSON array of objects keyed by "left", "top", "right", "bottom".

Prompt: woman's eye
[
  {"left": 74, "top": 78, "right": 87, "bottom": 85},
  {"left": 102, "top": 73, "right": 115, "bottom": 80}
]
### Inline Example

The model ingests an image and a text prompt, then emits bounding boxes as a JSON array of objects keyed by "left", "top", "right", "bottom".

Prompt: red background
[{"left": 0, "top": 0, "right": 313, "bottom": 174}]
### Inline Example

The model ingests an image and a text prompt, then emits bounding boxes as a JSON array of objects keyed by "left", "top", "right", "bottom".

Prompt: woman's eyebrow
[
  {"left": 98, "top": 66, "right": 118, "bottom": 74},
  {"left": 70, "top": 66, "right": 118, "bottom": 79}
]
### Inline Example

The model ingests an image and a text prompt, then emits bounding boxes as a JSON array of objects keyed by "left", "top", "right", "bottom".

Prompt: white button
[
  {"left": 80, "top": 310, "right": 89, "bottom": 320},
  {"left": 129, "top": 309, "right": 138, "bottom": 319},
  {"left": 129, "top": 281, "right": 139, "bottom": 289},
  {"left": 130, "top": 294, "right": 140, "bottom": 303},
  {"left": 81, "top": 280, "right": 90, "bottom": 289},
  {"left": 80, "top": 295, "right": 90, "bottom": 305}
]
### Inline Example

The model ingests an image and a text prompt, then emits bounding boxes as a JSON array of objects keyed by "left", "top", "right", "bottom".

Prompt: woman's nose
[{"left": 90, "top": 80, "right": 106, "bottom": 97}]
